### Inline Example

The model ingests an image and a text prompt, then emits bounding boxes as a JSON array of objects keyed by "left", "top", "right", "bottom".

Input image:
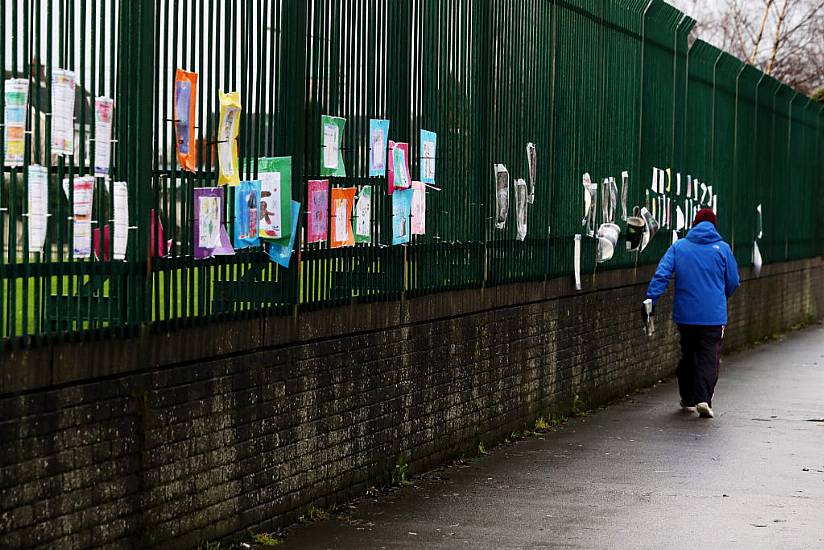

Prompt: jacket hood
[{"left": 686, "top": 221, "right": 722, "bottom": 244}]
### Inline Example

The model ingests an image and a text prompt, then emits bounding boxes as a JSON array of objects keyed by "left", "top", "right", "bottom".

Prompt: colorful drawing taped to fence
[
  {"left": 354, "top": 185, "right": 372, "bottom": 244},
  {"left": 411, "top": 181, "right": 426, "bottom": 235},
  {"left": 494, "top": 164, "right": 509, "bottom": 229},
  {"left": 320, "top": 115, "right": 346, "bottom": 177},
  {"left": 369, "top": 119, "right": 389, "bottom": 177},
  {"left": 268, "top": 201, "right": 301, "bottom": 268},
  {"left": 27, "top": 165, "right": 48, "bottom": 253},
  {"left": 307, "top": 179, "right": 329, "bottom": 244},
  {"left": 526, "top": 142, "right": 537, "bottom": 204},
  {"left": 173, "top": 69, "right": 198, "bottom": 173},
  {"left": 257, "top": 156, "right": 292, "bottom": 241},
  {"left": 515, "top": 178, "right": 528, "bottom": 241},
  {"left": 234, "top": 180, "right": 262, "bottom": 249},
  {"left": 420, "top": 130, "right": 437, "bottom": 185},
  {"left": 51, "top": 69, "right": 76, "bottom": 156},
  {"left": 3, "top": 78, "right": 28, "bottom": 166},
  {"left": 217, "top": 90, "right": 241, "bottom": 186},
  {"left": 392, "top": 188, "right": 414, "bottom": 245},
  {"left": 388, "top": 141, "right": 411, "bottom": 194},
  {"left": 112, "top": 181, "right": 129, "bottom": 260},
  {"left": 71, "top": 177, "right": 95, "bottom": 258},
  {"left": 194, "top": 187, "right": 234, "bottom": 259},
  {"left": 94, "top": 97, "right": 114, "bottom": 178},
  {"left": 330, "top": 187, "right": 356, "bottom": 248}
]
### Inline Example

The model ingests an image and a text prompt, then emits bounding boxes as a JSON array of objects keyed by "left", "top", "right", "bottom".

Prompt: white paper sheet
[
  {"left": 676, "top": 173, "right": 681, "bottom": 196},
  {"left": 73, "top": 221, "right": 92, "bottom": 259},
  {"left": 27, "top": 165, "right": 48, "bottom": 253},
  {"left": 259, "top": 171, "right": 282, "bottom": 238},
  {"left": 217, "top": 106, "right": 240, "bottom": 179},
  {"left": 198, "top": 195, "right": 221, "bottom": 248},
  {"left": 620, "top": 171, "right": 629, "bottom": 221},
  {"left": 370, "top": 129, "right": 385, "bottom": 170},
  {"left": 676, "top": 205, "right": 685, "bottom": 231},
  {"left": 753, "top": 241, "right": 763, "bottom": 278},
  {"left": 574, "top": 234, "right": 582, "bottom": 291},
  {"left": 355, "top": 188, "right": 372, "bottom": 238},
  {"left": 333, "top": 198, "right": 348, "bottom": 242},
  {"left": 113, "top": 181, "right": 129, "bottom": 260},
  {"left": 323, "top": 122, "right": 339, "bottom": 169},
  {"left": 94, "top": 97, "right": 114, "bottom": 178},
  {"left": 756, "top": 204, "right": 763, "bottom": 239},
  {"left": 51, "top": 69, "right": 76, "bottom": 156}
]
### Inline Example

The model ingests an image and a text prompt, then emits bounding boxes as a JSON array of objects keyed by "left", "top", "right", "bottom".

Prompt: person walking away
[{"left": 643, "top": 209, "right": 740, "bottom": 418}]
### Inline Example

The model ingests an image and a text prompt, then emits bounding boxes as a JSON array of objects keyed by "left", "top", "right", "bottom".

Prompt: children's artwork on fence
[
  {"left": 321, "top": 115, "right": 346, "bottom": 177},
  {"left": 93, "top": 97, "right": 114, "bottom": 178},
  {"left": 676, "top": 204, "right": 686, "bottom": 231},
  {"left": 411, "top": 181, "right": 426, "bottom": 235},
  {"left": 753, "top": 240, "right": 763, "bottom": 278},
  {"left": 581, "top": 172, "right": 597, "bottom": 237},
  {"left": 27, "top": 165, "right": 48, "bottom": 253},
  {"left": 194, "top": 187, "right": 233, "bottom": 259},
  {"left": 515, "top": 178, "right": 528, "bottom": 241},
  {"left": 268, "top": 201, "right": 301, "bottom": 268},
  {"left": 173, "top": 69, "right": 198, "bottom": 173},
  {"left": 4, "top": 78, "right": 28, "bottom": 166},
  {"left": 369, "top": 119, "right": 389, "bottom": 177},
  {"left": 676, "top": 172, "right": 682, "bottom": 195},
  {"left": 388, "top": 141, "right": 411, "bottom": 194},
  {"left": 600, "top": 177, "right": 617, "bottom": 224},
  {"left": 217, "top": 90, "right": 241, "bottom": 186},
  {"left": 113, "top": 181, "right": 129, "bottom": 260},
  {"left": 574, "top": 234, "right": 582, "bottom": 290},
  {"left": 71, "top": 177, "right": 95, "bottom": 258},
  {"left": 420, "top": 129, "right": 437, "bottom": 184},
  {"left": 756, "top": 203, "right": 762, "bottom": 239},
  {"left": 354, "top": 185, "right": 372, "bottom": 243},
  {"left": 620, "top": 171, "right": 629, "bottom": 221},
  {"left": 666, "top": 168, "right": 672, "bottom": 193},
  {"left": 51, "top": 69, "right": 76, "bottom": 157},
  {"left": 234, "top": 180, "right": 261, "bottom": 249},
  {"left": 640, "top": 206, "right": 658, "bottom": 252},
  {"left": 526, "top": 142, "right": 537, "bottom": 203},
  {"left": 257, "top": 157, "right": 292, "bottom": 241},
  {"left": 307, "top": 179, "right": 329, "bottom": 243},
  {"left": 392, "top": 188, "right": 414, "bottom": 245},
  {"left": 330, "top": 187, "right": 356, "bottom": 248},
  {"left": 494, "top": 164, "right": 509, "bottom": 229}
]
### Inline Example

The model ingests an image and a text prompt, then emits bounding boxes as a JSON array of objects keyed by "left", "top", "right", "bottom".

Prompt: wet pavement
[{"left": 281, "top": 326, "right": 824, "bottom": 549}]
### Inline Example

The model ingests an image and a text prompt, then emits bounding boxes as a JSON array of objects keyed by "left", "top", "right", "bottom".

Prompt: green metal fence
[{"left": 2, "top": 0, "right": 823, "bottom": 346}]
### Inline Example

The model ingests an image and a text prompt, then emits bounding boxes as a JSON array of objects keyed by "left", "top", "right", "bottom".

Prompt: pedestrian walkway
[{"left": 282, "top": 326, "right": 824, "bottom": 549}]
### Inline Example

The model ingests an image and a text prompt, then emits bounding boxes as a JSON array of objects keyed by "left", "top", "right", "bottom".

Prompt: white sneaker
[
  {"left": 696, "top": 402, "right": 714, "bottom": 418},
  {"left": 680, "top": 400, "right": 697, "bottom": 412}
]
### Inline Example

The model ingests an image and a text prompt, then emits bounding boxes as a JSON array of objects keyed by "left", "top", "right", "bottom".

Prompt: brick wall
[{"left": 1, "top": 259, "right": 822, "bottom": 549}]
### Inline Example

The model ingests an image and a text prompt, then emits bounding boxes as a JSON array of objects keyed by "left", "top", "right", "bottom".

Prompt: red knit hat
[{"left": 693, "top": 208, "right": 717, "bottom": 227}]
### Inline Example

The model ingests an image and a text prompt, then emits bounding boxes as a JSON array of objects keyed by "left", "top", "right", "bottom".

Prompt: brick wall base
[{"left": 1, "top": 259, "right": 822, "bottom": 548}]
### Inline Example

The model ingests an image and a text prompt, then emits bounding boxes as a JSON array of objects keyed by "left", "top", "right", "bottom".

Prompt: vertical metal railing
[{"left": 1, "top": 0, "right": 823, "bottom": 347}]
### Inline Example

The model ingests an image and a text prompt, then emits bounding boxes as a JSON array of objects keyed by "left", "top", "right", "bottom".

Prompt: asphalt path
[{"left": 281, "top": 326, "right": 824, "bottom": 550}]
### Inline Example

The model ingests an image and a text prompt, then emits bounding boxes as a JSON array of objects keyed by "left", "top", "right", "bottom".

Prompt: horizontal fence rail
[{"left": 1, "top": 0, "right": 823, "bottom": 346}]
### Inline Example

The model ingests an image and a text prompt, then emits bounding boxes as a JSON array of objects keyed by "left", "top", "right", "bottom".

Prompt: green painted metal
[{"left": 1, "top": 0, "right": 823, "bottom": 346}]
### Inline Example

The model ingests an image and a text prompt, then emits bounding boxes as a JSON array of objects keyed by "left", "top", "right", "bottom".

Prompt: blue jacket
[{"left": 645, "top": 222, "right": 740, "bottom": 325}]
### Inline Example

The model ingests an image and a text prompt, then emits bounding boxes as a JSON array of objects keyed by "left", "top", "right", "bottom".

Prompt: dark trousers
[{"left": 677, "top": 324, "right": 723, "bottom": 407}]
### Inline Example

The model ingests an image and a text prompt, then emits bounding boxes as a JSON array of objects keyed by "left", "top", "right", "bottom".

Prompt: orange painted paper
[{"left": 329, "top": 187, "right": 356, "bottom": 248}]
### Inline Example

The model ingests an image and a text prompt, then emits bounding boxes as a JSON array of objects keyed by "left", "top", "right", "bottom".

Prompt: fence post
[{"left": 116, "top": 1, "right": 156, "bottom": 331}]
